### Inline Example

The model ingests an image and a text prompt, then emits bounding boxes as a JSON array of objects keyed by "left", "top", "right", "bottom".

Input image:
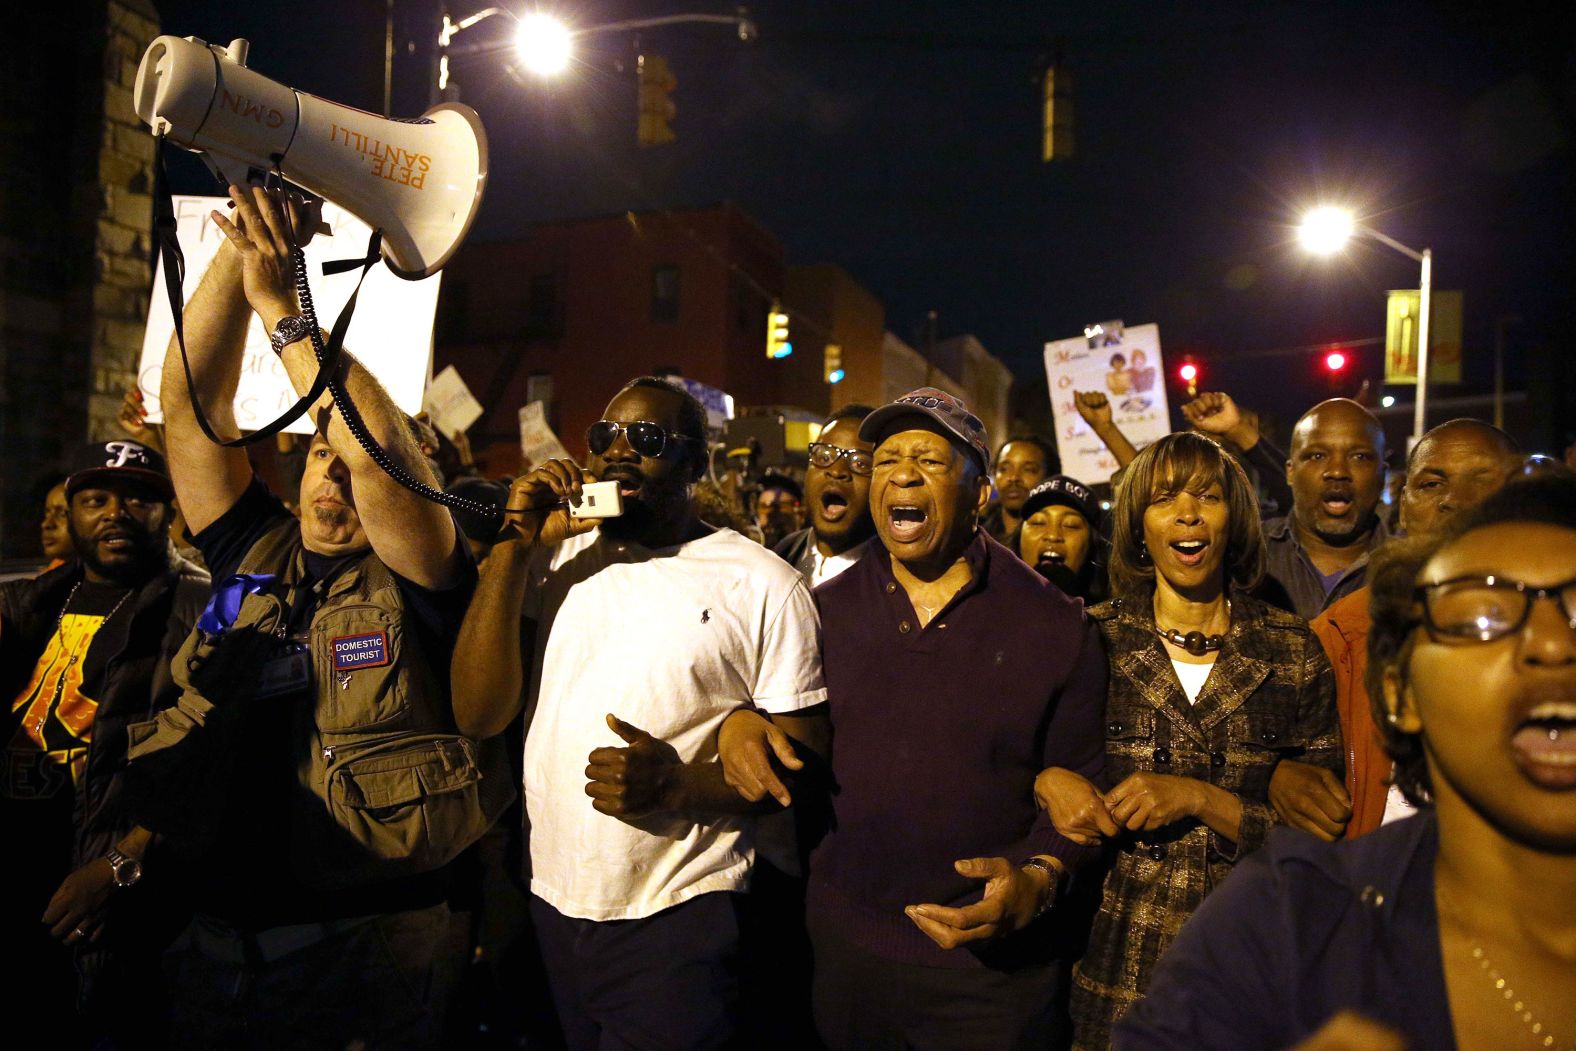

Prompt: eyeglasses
[
  {"left": 808, "top": 442, "right": 873, "bottom": 476},
  {"left": 1416, "top": 574, "right": 1576, "bottom": 643},
  {"left": 586, "top": 420, "right": 702, "bottom": 459}
]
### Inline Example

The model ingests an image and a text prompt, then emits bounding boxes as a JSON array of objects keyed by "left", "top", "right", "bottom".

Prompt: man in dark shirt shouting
[{"left": 723, "top": 387, "right": 1108, "bottom": 1049}]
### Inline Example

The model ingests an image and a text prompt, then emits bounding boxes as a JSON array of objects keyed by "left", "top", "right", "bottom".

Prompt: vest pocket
[
  {"left": 313, "top": 605, "right": 409, "bottom": 732},
  {"left": 316, "top": 733, "right": 496, "bottom": 886}
]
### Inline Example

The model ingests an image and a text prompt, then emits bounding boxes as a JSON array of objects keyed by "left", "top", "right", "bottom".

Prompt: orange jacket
[{"left": 1309, "top": 586, "right": 1390, "bottom": 839}]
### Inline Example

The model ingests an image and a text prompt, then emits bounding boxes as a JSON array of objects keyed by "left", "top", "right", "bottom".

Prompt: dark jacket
[
  {"left": 1255, "top": 514, "right": 1389, "bottom": 621},
  {"left": 1070, "top": 591, "right": 1343, "bottom": 1050},
  {"left": 0, "top": 549, "right": 210, "bottom": 867},
  {"left": 1114, "top": 813, "right": 1455, "bottom": 1050},
  {"left": 772, "top": 526, "right": 814, "bottom": 567}
]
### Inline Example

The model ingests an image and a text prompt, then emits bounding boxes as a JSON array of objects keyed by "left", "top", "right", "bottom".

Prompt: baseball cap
[
  {"left": 1020, "top": 475, "right": 1101, "bottom": 530},
  {"left": 858, "top": 387, "right": 990, "bottom": 472},
  {"left": 64, "top": 440, "right": 174, "bottom": 501}
]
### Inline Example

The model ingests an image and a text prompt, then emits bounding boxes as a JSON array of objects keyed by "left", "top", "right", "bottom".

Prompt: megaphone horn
[{"left": 133, "top": 35, "right": 487, "bottom": 280}]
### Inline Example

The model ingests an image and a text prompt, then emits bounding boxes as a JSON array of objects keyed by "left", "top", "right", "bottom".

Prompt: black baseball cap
[
  {"left": 1020, "top": 475, "right": 1100, "bottom": 529},
  {"left": 64, "top": 440, "right": 174, "bottom": 501}
]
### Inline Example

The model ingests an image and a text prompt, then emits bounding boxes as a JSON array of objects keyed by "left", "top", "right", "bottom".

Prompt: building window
[
  {"left": 525, "top": 273, "right": 559, "bottom": 337},
  {"left": 651, "top": 264, "right": 680, "bottom": 323}
]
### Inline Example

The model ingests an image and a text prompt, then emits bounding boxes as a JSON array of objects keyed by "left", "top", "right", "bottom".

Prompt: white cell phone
[{"left": 569, "top": 480, "right": 625, "bottom": 520}]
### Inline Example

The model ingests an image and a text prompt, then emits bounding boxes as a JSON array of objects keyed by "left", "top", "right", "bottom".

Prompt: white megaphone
[{"left": 133, "top": 36, "right": 487, "bottom": 279}]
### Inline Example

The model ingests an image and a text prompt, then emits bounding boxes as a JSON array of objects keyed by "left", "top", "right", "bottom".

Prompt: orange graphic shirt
[{"left": 5, "top": 583, "right": 129, "bottom": 801}]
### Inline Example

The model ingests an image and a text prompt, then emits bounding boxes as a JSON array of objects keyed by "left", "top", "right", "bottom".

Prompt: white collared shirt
[{"left": 795, "top": 536, "right": 872, "bottom": 589}]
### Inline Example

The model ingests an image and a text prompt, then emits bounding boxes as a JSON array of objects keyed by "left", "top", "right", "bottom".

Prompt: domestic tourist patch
[{"left": 332, "top": 631, "right": 390, "bottom": 671}]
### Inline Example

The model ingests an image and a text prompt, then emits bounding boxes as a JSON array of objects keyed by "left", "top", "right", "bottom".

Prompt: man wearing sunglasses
[
  {"left": 774, "top": 404, "right": 878, "bottom": 588},
  {"left": 1271, "top": 418, "right": 1521, "bottom": 843},
  {"left": 452, "top": 376, "right": 830, "bottom": 1051}
]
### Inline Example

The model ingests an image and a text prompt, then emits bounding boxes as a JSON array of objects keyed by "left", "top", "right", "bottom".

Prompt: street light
[
  {"left": 514, "top": 14, "right": 573, "bottom": 76},
  {"left": 437, "top": 7, "right": 757, "bottom": 98},
  {"left": 1297, "top": 205, "right": 1433, "bottom": 445},
  {"left": 1297, "top": 206, "right": 1355, "bottom": 255}
]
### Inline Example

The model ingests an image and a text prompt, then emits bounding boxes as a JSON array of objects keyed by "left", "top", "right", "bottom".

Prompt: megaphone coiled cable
[{"left": 287, "top": 233, "right": 504, "bottom": 526}]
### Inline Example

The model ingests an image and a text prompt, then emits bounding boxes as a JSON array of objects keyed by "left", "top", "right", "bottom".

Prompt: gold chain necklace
[
  {"left": 1470, "top": 943, "right": 1571, "bottom": 1050},
  {"left": 28, "top": 580, "right": 133, "bottom": 738}
]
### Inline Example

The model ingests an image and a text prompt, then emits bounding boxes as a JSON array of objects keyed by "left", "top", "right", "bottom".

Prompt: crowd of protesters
[{"left": 3, "top": 184, "right": 1574, "bottom": 1051}]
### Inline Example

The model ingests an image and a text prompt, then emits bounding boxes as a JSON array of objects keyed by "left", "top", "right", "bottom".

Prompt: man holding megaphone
[{"left": 123, "top": 185, "right": 508, "bottom": 1049}]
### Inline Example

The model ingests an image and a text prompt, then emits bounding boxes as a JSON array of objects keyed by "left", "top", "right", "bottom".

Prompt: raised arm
[
  {"left": 214, "top": 185, "right": 460, "bottom": 588},
  {"left": 1074, "top": 391, "right": 1140, "bottom": 468},
  {"left": 158, "top": 231, "right": 253, "bottom": 533},
  {"left": 1182, "top": 391, "right": 1295, "bottom": 515},
  {"left": 452, "top": 462, "right": 595, "bottom": 740}
]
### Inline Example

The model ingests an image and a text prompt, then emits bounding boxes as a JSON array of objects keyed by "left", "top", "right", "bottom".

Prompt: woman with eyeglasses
[
  {"left": 1032, "top": 432, "right": 1343, "bottom": 1049},
  {"left": 1115, "top": 474, "right": 1576, "bottom": 1050}
]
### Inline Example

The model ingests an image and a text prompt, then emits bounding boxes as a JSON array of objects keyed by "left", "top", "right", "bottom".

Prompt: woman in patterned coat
[{"left": 1036, "top": 432, "right": 1343, "bottom": 1049}]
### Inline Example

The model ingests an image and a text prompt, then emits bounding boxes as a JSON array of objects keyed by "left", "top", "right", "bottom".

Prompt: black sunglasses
[
  {"left": 587, "top": 420, "right": 703, "bottom": 459},
  {"left": 1416, "top": 574, "right": 1576, "bottom": 644}
]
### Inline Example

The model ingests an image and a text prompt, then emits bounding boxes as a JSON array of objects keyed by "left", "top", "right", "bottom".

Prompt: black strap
[{"left": 151, "top": 135, "right": 375, "bottom": 447}]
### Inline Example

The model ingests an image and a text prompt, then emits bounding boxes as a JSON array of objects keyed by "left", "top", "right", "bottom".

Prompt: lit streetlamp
[
  {"left": 1297, "top": 206, "right": 1433, "bottom": 444},
  {"left": 436, "top": 7, "right": 756, "bottom": 99}
]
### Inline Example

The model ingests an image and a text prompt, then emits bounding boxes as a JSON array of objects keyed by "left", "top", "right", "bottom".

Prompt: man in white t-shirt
[{"left": 452, "top": 377, "right": 829, "bottom": 1050}]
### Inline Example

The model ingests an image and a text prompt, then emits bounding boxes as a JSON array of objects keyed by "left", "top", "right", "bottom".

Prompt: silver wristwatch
[
  {"left": 105, "top": 847, "right": 143, "bottom": 888},
  {"left": 269, "top": 314, "right": 312, "bottom": 355}
]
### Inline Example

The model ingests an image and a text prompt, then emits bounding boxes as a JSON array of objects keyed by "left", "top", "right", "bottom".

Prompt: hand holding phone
[{"left": 569, "top": 480, "right": 624, "bottom": 521}]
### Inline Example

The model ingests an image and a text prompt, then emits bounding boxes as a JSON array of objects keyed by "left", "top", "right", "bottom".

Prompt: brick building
[
  {"left": 433, "top": 205, "right": 1017, "bottom": 475},
  {"left": 433, "top": 204, "right": 791, "bottom": 474}
]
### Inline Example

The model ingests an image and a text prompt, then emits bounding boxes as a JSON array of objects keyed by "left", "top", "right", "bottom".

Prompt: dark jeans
[
  {"left": 164, "top": 904, "right": 450, "bottom": 1050},
  {"left": 809, "top": 909, "right": 1063, "bottom": 1051},
  {"left": 530, "top": 892, "right": 744, "bottom": 1051}
]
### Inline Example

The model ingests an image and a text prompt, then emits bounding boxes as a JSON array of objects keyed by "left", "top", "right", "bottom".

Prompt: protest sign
[
  {"left": 138, "top": 195, "right": 439, "bottom": 434},
  {"left": 422, "top": 365, "right": 484, "bottom": 435},
  {"left": 519, "top": 401, "right": 571, "bottom": 467},
  {"left": 1043, "top": 322, "right": 1171, "bottom": 484}
]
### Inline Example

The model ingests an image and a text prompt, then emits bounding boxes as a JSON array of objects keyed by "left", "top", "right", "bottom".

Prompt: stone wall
[
  {"left": 0, "top": 0, "right": 158, "bottom": 558},
  {"left": 89, "top": 0, "right": 159, "bottom": 441}
]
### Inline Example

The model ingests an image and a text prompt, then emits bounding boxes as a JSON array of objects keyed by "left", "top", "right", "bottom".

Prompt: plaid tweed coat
[{"left": 1069, "top": 590, "right": 1342, "bottom": 1050}]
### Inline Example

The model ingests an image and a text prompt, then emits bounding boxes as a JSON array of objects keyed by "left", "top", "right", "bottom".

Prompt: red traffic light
[
  {"left": 1324, "top": 351, "right": 1347, "bottom": 372},
  {"left": 1178, "top": 362, "right": 1199, "bottom": 383}
]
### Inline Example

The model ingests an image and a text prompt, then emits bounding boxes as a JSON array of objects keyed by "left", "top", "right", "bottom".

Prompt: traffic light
[
  {"left": 1041, "top": 65, "right": 1074, "bottom": 162},
  {"left": 1178, "top": 360, "right": 1200, "bottom": 396},
  {"left": 637, "top": 54, "right": 676, "bottom": 147},
  {"left": 766, "top": 306, "right": 792, "bottom": 359},
  {"left": 824, "top": 343, "right": 844, "bottom": 384},
  {"left": 1324, "top": 350, "right": 1348, "bottom": 372}
]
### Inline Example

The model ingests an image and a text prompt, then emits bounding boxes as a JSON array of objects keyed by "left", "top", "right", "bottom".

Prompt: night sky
[{"left": 151, "top": 0, "right": 1574, "bottom": 439}]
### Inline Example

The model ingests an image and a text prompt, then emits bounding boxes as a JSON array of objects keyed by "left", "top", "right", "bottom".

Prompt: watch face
[
  {"left": 273, "top": 316, "right": 309, "bottom": 347},
  {"left": 113, "top": 858, "right": 142, "bottom": 886}
]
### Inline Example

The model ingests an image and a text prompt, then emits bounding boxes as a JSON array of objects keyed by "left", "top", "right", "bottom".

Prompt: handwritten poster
[
  {"left": 138, "top": 195, "right": 440, "bottom": 434},
  {"left": 1043, "top": 323, "right": 1171, "bottom": 485}
]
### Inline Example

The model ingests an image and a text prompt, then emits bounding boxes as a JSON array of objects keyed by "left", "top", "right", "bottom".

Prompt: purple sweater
[{"left": 807, "top": 531, "right": 1108, "bottom": 968}]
